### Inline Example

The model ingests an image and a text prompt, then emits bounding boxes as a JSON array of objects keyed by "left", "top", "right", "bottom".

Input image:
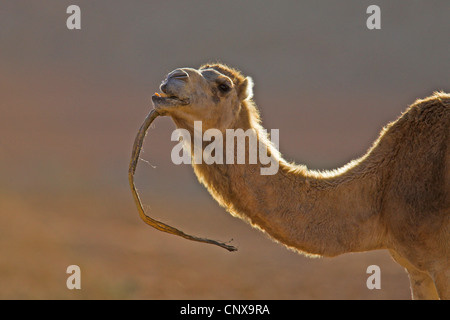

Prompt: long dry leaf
[{"left": 128, "top": 109, "right": 237, "bottom": 252}]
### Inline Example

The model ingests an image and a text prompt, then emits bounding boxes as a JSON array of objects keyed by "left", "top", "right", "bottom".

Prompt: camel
[{"left": 150, "top": 63, "right": 449, "bottom": 300}]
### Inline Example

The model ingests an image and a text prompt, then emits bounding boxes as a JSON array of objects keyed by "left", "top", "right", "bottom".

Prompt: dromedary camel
[{"left": 150, "top": 63, "right": 449, "bottom": 300}]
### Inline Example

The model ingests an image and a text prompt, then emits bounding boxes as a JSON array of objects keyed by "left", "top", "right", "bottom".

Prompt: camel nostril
[
  {"left": 160, "top": 83, "right": 168, "bottom": 93},
  {"left": 169, "top": 70, "right": 189, "bottom": 80}
]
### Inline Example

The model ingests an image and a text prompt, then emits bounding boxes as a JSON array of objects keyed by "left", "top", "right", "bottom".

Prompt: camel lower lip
[{"left": 151, "top": 94, "right": 189, "bottom": 106}]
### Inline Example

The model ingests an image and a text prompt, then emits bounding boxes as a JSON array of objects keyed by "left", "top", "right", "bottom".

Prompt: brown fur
[{"left": 154, "top": 63, "right": 449, "bottom": 299}]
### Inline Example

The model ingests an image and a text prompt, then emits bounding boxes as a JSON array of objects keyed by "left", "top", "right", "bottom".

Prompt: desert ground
[{"left": 0, "top": 183, "right": 412, "bottom": 299}]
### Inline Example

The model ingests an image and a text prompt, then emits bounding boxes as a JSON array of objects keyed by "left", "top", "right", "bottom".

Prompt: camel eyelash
[{"left": 218, "top": 83, "right": 231, "bottom": 93}]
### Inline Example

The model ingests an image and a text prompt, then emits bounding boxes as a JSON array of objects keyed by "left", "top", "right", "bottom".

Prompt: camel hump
[
  {"left": 385, "top": 92, "right": 449, "bottom": 215},
  {"left": 432, "top": 91, "right": 450, "bottom": 107},
  {"left": 406, "top": 91, "right": 450, "bottom": 122}
]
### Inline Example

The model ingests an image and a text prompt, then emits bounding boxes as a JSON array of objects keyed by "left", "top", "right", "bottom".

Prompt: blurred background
[{"left": 0, "top": 1, "right": 449, "bottom": 299}]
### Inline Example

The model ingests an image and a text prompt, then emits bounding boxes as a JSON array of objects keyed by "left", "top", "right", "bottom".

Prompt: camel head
[{"left": 152, "top": 63, "right": 254, "bottom": 131}]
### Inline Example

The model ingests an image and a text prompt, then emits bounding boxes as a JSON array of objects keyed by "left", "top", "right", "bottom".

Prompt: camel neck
[{"left": 190, "top": 107, "right": 386, "bottom": 257}]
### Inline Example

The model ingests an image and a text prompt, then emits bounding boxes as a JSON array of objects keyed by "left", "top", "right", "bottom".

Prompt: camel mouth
[{"left": 151, "top": 92, "right": 190, "bottom": 107}]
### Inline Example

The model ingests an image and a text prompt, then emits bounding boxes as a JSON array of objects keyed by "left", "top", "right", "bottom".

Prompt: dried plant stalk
[{"left": 128, "top": 109, "right": 237, "bottom": 252}]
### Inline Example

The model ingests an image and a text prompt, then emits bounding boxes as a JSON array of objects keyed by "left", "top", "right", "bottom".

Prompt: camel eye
[{"left": 218, "top": 83, "right": 231, "bottom": 93}]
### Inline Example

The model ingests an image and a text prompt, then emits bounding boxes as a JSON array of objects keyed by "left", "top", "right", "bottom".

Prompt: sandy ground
[{"left": 0, "top": 185, "right": 411, "bottom": 299}]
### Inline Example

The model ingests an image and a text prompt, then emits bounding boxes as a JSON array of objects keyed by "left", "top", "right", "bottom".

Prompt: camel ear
[{"left": 237, "top": 76, "right": 254, "bottom": 101}]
